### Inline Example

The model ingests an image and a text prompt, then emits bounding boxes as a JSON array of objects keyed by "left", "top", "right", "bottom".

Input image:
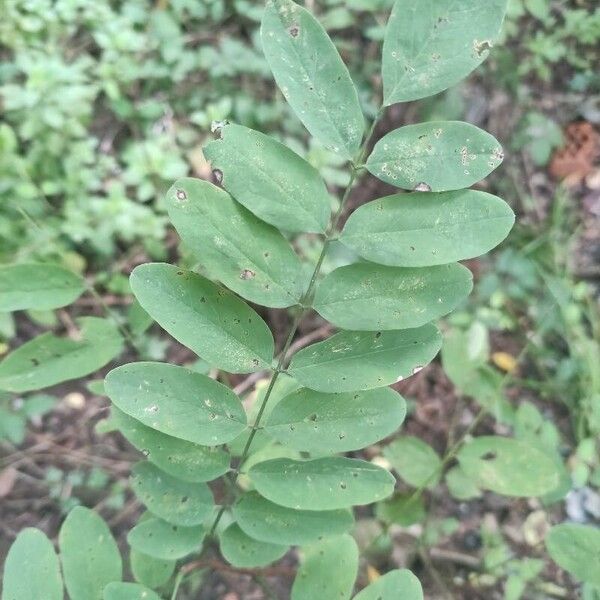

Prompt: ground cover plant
[{"left": 1, "top": 0, "right": 600, "bottom": 599}]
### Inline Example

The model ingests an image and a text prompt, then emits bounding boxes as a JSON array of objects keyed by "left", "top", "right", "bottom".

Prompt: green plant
[{"left": 4, "top": 1, "right": 595, "bottom": 599}]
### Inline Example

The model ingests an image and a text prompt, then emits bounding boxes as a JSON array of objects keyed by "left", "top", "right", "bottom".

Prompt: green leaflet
[
  {"left": 0, "top": 263, "right": 84, "bottom": 312},
  {"left": 261, "top": 0, "right": 365, "bottom": 161},
  {"left": 220, "top": 524, "right": 288, "bottom": 568},
  {"left": 166, "top": 178, "right": 305, "bottom": 308},
  {"left": 457, "top": 436, "right": 561, "bottom": 497},
  {"left": 376, "top": 494, "right": 427, "bottom": 527},
  {"left": 131, "top": 462, "right": 214, "bottom": 526},
  {"left": 127, "top": 517, "right": 205, "bottom": 560},
  {"left": 354, "top": 569, "right": 423, "bottom": 600},
  {"left": 445, "top": 466, "right": 482, "bottom": 501},
  {"left": 110, "top": 408, "right": 230, "bottom": 483},
  {"left": 130, "top": 263, "right": 274, "bottom": 373},
  {"left": 341, "top": 190, "right": 514, "bottom": 267},
  {"left": 366, "top": 122, "right": 504, "bottom": 191},
  {"left": 103, "top": 582, "right": 162, "bottom": 600},
  {"left": 383, "top": 436, "right": 442, "bottom": 488},
  {"left": 2, "top": 528, "right": 63, "bottom": 600},
  {"left": 204, "top": 123, "right": 330, "bottom": 233},
  {"left": 105, "top": 362, "right": 247, "bottom": 446},
  {"left": 59, "top": 507, "right": 122, "bottom": 600},
  {"left": 264, "top": 387, "right": 407, "bottom": 453},
  {"left": 233, "top": 491, "right": 354, "bottom": 546},
  {"left": 287, "top": 324, "right": 442, "bottom": 392},
  {"left": 313, "top": 263, "right": 473, "bottom": 331},
  {"left": 382, "top": 0, "right": 508, "bottom": 105},
  {"left": 0, "top": 317, "right": 123, "bottom": 393},
  {"left": 130, "top": 549, "right": 175, "bottom": 589},
  {"left": 546, "top": 524, "right": 600, "bottom": 586},
  {"left": 249, "top": 457, "right": 395, "bottom": 510},
  {"left": 291, "top": 535, "right": 358, "bottom": 600}
]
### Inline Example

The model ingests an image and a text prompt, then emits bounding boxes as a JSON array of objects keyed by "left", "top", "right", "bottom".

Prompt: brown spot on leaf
[
  {"left": 288, "top": 24, "right": 299, "bottom": 37},
  {"left": 473, "top": 39, "right": 492, "bottom": 57},
  {"left": 240, "top": 269, "right": 255, "bottom": 280},
  {"left": 213, "top": 169, "right": 223, "bottom": 185}
]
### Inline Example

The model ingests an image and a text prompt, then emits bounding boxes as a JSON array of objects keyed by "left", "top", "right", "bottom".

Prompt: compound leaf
[
  {"left": 130, "top": 263, "right": 274, "bottom": 373},
  {"left": 383, "top": 0, "right": 508, "bottom": 105},
  {"left": 264, "top": 387, "right": 406, "bottom": 453},
  {"left": 546, "top": 524, "right": 600, "bottom": 586},
  {"left": 0, "top": 317, "right": 123, "bottom": 393},
  {"left": 130, "top": 549, "right": 175, "bottom": 589},
  {"left": 166, "top": 178, "right": 305, "bottom": 309},
  {"left": 249, "top": 457, "right": 395, "bottom": 510},
  {"left": 105, "top": 362, "right": 246, "bottom": 446},
  {"left": 2, "top": 528, "right": 63, "bottom": 600},
  {"left": 131, "top": 462, "right": 214, "bottom": 527},
  {"left": 59, "top": 507, "right": 122, "bottom": 600},
  {"left": 314, "top": 263, "right": 472, "bottom": 331},
  {"left": 341, "top": 190, "right": 514, "bottom": 267},
  {"left": 110, "top": 408, "right": 229, "bottom": 483},
  {"left": 127, "top": 517, "right": 205, "bottom": 561},
  {"left": 288, "top": 324, "right": 441, "bottom": 392},
  {"left": 233, "top": 492, "right": 354, "bottom": 546},
  {"left": 291, "top": 535, "right": 358, "bottom": 600},
  {"left": 204, "top": 123, "right": 330, "bottom": 233},
  {"left": 354, "top": 569, "right": 423, "bottom": 600},
  {"left": 383, "top": 436, "right": 442, "bottom": 488},
  {"left": 103, "top": 582, "right": 162, "bottom": 600},
  {"left": 457, "top": 436, "right": 560, "bottom": 497},
  {"left": 366, "top": 122, "right": 504, "bottom": 191},
  {"left": 0, "top": 263, "right": 84, "bottom": 312},
  {"left": 261, "top": 0, "right": 364, "bottom": 161},
  {"left": 220, "top": 524, "right": 288, "bottom": 568}
]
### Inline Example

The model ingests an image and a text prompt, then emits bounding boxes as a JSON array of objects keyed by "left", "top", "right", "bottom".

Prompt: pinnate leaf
[
  {"left": 105, "top": 362, "right": 246, "bottom": 446},
  {"left": 288, "top": 324, "right": 441, "bottom": 392},
  {"left": 220, "top": 524, "right": 288, "bottom": 568},
  {"left": 59, "top": 507, "right": 122, "bottom": 600},
  {"left": 166, "top": 178, "right": 305, "bottom": 308},
  {"left": 131, "top": 462, "right": 214, "bottom": 526},
  {"left": 314, "top": 263, "right": 472, "bottom": 331},
  {"left": 110, "top": 408, "right": 229, "bottom": 483},
  {"left": 249, "top": 457, "right": 395, "bottom": 510},
  {"left": 291, "top": 535, "right": 358, "bottom": 600},
  {"left": 261, "top": 0, "right": 365, "bottom": 161},
  {"left": 354, "top": 569, "right": 423, "bottom": 600},
  {"left": 264, "top": 387, "right": 406, "bottom": 453},
  {"left": 341, "top": 190, "right": 514, "bottom": 267},
  {"left": 0, "top": 263, "right": 84, "bottom": 312},
  {"left": 204, "top": 123, "right": 330, "bottom": 233},
  {"left": 383, "top": 0, "right": 508, "bottom": 105},
  {"left": 130, "top": 263, "right": 274, "bottom": 373},
  {"left": 546, "top": 524, "right": 600, "bottom": 586},
  {"left": 457, "top": 436, "right": 560, "bottom": 497},
  {"left": 233, "top": 491, "right": 354, "bottom": 546},
  {"left": 366, "top": 122, "right": 504, "bottom": 191},
  {"left": 2, "top": 528, "right": 63, "bottom": 600},
  {"left": 0, "top": 317, "right": 123, "bottom": 393}
]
